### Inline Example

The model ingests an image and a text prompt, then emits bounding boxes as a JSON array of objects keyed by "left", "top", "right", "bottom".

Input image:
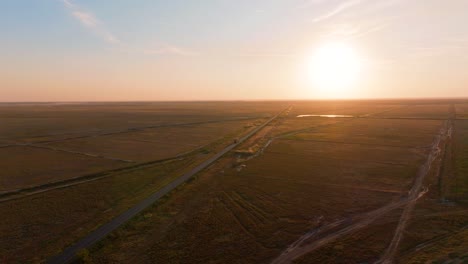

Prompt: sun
[{"left": 308, "top": 42, "right": 362, "bottom": 97}]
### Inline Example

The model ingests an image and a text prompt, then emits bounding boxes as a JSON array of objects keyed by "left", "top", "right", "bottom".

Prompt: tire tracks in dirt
[
  {"left": 376, "top": 120, "right": 452, "bottom": 263},
  {"left": 270, "top": 120, "right": 451, "bottom": 264}
]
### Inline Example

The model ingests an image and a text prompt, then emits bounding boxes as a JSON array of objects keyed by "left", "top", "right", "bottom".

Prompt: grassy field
[
  {"left": 295, "top": 210, "right": 403, "bottom": 264},
  {"left": 394, "top": 119, "right": 468, "bottom": 263},
  {"left": 290, "top": 101, "right": 399, "bottom": 117},
  {"left": 0, "top": 145, "right": 125, "bottom": 191},
  {"left": 0, "top": 102, "right": 281, "bottom": 262},
  {"left": 455, "top": 103, "right": 468, "bottom": 119},
  {"left": 82, "top": 102, "right": 460, "bottom": 264},
  {"left": 0, "top": 103, "right": 274, "bottom": 191},
  {"left": 0, "top": 102, "right": 285, "bottom": 143},
  {"left": 452, "top": 120, "right": 468, "bottom": 199},
  {"left": 0, "top": 125, "right": 255, "bottom": 262},
  {"left": 374, "top": 104, "right": 451, "bottom": 119},
  {"left": 248, "top": 139, "right": 424, "bottom": 191},
  {"left": 1, "top": 100, "right": 467, "bottom": 263},
  {"left": 0, "top": 157, "right": 196, "bottom": 262},
  {"left": 44, "top": 120, "right": 259, "bottom": 162},
  {"left": 289, "top": 118, "right": 442, "bottom": 147}
]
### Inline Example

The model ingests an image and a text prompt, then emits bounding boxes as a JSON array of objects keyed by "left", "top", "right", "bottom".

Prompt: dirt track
[
  {"left": 271, "top": 199, "right": 406, "bottom": 264},
  {"left": 376, "top": 120, "right": 452, "bottom": 263},
  {"left": 270, "top": 121, "right": 451, "bottom": 264}
]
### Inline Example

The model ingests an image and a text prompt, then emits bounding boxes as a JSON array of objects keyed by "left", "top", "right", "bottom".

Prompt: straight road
[{"left": 48, "top": 108, "right": 287, "bottom": 264}]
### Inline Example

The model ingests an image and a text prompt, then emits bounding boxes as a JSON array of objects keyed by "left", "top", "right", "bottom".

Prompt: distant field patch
[
  {"left": 289, "top": 119, "right": 442, "bottom": 148},
  {"left": 44, "top": 120, "right": 254, "bottom": 162},
  {"left": 0, "top": 146, "right": 124, "bottom": 191},
  {"left": 290, "top": 102, "right": 398, "bottom": 117},
  {"left": 455, "top": 104, "right": 468, "bottom": 119},
  {"left": 0, "top": 102, "right": 283, "bottom": 143},
  {"left": 452, "top": 120, "right": 468, "bottom": 199},
  {"left": 271, "top": 118, "right": 337, "bottom": 137},
  {"left": 374, "top": 104, "right": 450, "bottom": 119},
  {"left": 249, "top": 139, "right": 424, "bottom": 192}
]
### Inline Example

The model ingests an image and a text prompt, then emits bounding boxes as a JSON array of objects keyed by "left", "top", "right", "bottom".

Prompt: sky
[{"left": 1, "top": 0, "right": 468, "bottom": 101}]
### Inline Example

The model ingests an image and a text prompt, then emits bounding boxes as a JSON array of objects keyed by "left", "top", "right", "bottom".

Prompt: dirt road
[
  {"left": 270, "top": 199, "right": 406, "bottom": 264},
  {"left": 376, "top": 121, "right": 452, "bottom": 264},
  {"left": 270, "top": 121, "right": 451, "bottom": 264}
]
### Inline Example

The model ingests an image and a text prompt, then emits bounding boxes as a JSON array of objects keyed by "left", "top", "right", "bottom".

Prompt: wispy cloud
[
  {"left": 62, "top": 0, "right": 73, "bottom": 8},
  {"left": 71, "top": 11, "right": 97, "bottom": 27},
  {"left": 61, "top": 0, "right": 119, "bottom": 44},
  {"left": 312, "top": 0, "right": 363, "bottom": 23},
  {"left": 61, "top": 0, "right": 195, "bottom": 56}
]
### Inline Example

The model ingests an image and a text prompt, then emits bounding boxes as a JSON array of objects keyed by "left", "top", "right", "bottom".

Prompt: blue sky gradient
[{"left": 2, "top": 0, "right": 468, "bottom": 101}]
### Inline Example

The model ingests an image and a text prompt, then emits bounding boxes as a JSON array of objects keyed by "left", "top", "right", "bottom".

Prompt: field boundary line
[
  {"left": 34, "top": 117, "right": 262, "bottom": 144},
  {"left": 0, "top": 125, "right": 256, "bottom": 202},
  {"left": 47, "top": 107, "right": 288, "bottom": 264},
  {"left": 0, "top": 140, "right": 217, "bottom": 202}
]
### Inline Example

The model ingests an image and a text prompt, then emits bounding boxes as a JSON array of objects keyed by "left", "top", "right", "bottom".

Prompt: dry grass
[
  {"left": 0, "top": 157, "right": 198, "bottom": 263},
  {"left": 395, "top": 119, "right": 468, "bottom": 263},
  {"left": 0, "top": 102, "right": 277, "bottom": 262},
  {"left": 44, "top": 120, "right": 255, "bottom": 162},
  {"left": 249, "top": 139, "right": 424, "bottom": 191},
  {"left": 90, "top": 159, "right": 399, "bottom": 263},
  {"left": 2, "top": 101, "right": 467, "bottom": 263},
  {"left": 289, "top": 118, "right": 442, "bottom": 148},
  {"left": 452, "top": 120, "right": 468, "bottom": 199},
  {"left": 455, "top": 103, "right": 468, "bottom": 119},
  {"left": 88, "top": 110, "right": 443, "bottom": 264},
  {"left": 294, "top": 210, "right": 403, "bottom": 264},
  {"left": 400, "top": 228, "right": 468, "bottom": 263},
  {"left": 0, "top": 102, "right": 285, "bottom": 143},
  {"left": 0, "top": 146, "right": 124, "bottom": 191},
  {"left": 289, "top": 101, "right": 398, "bottom": 117},
  {"left": 374, "top": 104, "right": 451, "bottom": 119}
]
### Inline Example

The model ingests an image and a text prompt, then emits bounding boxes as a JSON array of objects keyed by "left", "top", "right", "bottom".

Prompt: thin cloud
[
  {"left": 62, "top": 0, "right": 73, "bottom": 8},
  {"left": 61, "top": 0, "right": 196, "bottom": 56},
  {"left": 72, "top": 11, "right": 97, "bottom": 27},
  {"left": 61, "top": 0, "right": 120, "bottom": 44},
  {"left": 312, "top": 0, "right": 363, "bottom": 23}
]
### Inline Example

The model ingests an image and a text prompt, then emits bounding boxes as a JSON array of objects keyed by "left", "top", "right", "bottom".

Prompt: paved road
[{"left": 48, "top": 110, "right": 285, "bottom": 264}]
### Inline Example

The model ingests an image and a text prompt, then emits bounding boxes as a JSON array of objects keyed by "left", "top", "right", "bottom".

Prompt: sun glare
[{"left": 309, "top": 42, "right": 362, "bottom": 98}]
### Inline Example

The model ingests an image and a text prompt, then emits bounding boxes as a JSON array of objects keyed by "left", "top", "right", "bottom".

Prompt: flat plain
[{"left": 1, "top": 100, "right": 467, "bottom": 263}]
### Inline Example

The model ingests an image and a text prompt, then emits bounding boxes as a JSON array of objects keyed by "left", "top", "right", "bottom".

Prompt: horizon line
[{"left": 1, "top": 96, "right": 468, "bottom": 104}]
